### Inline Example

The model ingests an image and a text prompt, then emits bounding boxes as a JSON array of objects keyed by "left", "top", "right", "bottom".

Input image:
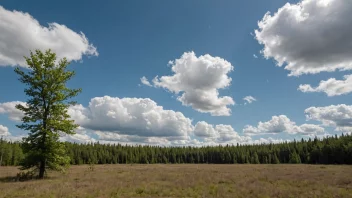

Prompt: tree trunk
[
  {"left": 40, "top": 101, "right": 47, "bottom": 179},
  {"left": 0, "top": 139, "right": 3, "bottom": 166},
  {"left": 0, "top": 149, "right": 3, "bottom": 166},
  {"left": 38, "top": 159, "right": 46, "bottom": 179}
]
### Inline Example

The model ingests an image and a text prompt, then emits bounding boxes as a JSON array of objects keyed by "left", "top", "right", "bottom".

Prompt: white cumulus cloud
[
  {"left": 94, "top": 131, "right": 172, "bottom": 145},
  {"left": 250, "top": 137, "right": 289, "bottom": 145},
  {"left": 298, "top": 74, "right": 352, "bottom": 96},
  {"left": 255, "top": 0, "right": 352, "bottom": 76},
  {"left": 60, "top": 127, "right": 96, "bottom": 143},
  {"left": 194, "top": 121, "right": 218, "bottom": 138},
  {"left": 243, "top": 115, "right": 324, "bottom": 136},
  {"left": 0, "top": 101, "right": 26, "bottom": 121},
  {"left": 194, "top": 121, "right": 251, "bottom": 144},
  {"left": 0, "top": 6, "right": 98, "bottom": 67},
  {"left": 140, "top": 76, "right": 152, "bottom": 87},
  {"left": 1, "top": 98, "right": 325, "bottom": 146},
  {"left": 0, "top": 125, "right": 10, "bottom": 136},
  {"left": 305, "top": 104, "right": 352, "bottom": 132},
  {"left": 215, "top": 124, "right": 251, "bottom": 143},
  {"left": 91, "top": 120, "right": 253, "bottom": 146},
  {"left": 243, "top": 96, "right": 257, "bottom": 104},
  {"left": 152, "top": 51, "right": 235, "bottom": 116},
  {"left": 68, "top": 96, "right": 194, "bottom": 140}
]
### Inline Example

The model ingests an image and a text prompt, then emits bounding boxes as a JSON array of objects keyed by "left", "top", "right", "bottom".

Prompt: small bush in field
[{"left": 16, "top": 170, "right": 36, "bottom": 181}]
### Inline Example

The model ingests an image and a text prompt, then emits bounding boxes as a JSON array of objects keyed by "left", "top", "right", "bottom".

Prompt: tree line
[{"left": 1, "top": 133, "right": 352, "bottom": 166}]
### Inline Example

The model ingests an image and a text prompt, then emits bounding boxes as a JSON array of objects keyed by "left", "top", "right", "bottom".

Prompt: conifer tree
[
  {"left": 15, "top": 50, "right": 81, "bottom": 179},
  {"left": 289, "top": 151, "right": 301, "bottom": 164},
  {"left": 272, "top": 153, "right": 280, "bottom": 164},
  {"left": 251, "top": 152, "right": 260, "bottom": 164}
]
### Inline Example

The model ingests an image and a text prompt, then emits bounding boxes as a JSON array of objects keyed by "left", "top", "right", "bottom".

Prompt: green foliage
[
  {"left": 0, "top": 138, "right": 23, "bottom": 166},
  {"left": 1, "top": 134, "right": 352, "bottom": 166},
  {"left": 64, "top": 134, "right": 352, "bottom": 165},
  {"left": 16, "top": 170, "right": 37, "bottom": 181},
  {"left": 251, "top": 152, "right": 260, "bottom": 164},
  {"left": 272, "top": 153, "right": 280, "bottom": 164},
  {"left": 289, "top": 151, "right": 301, "bottom": 164},
  {"left": 14, "top": 49, "right": 81, "bottom": 178}
]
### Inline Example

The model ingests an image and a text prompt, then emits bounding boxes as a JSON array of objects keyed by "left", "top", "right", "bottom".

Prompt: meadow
[{"left": 1, "top": 164, "right": 352, "bottom": 198}]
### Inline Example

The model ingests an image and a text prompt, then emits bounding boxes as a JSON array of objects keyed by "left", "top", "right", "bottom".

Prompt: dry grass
[{"left": 1, "top": 164, "right": 352, "bottom": 198}]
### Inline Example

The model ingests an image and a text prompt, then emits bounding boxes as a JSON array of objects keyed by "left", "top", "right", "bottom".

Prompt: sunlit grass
[{"left": 1, "top": 164, "right": 352, "bottom": 198}]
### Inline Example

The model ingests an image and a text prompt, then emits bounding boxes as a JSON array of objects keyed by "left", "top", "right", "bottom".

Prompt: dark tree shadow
[
  {"left": 0, "top": 175, "right": 56, "bottom": 183},
  {"left": 0, "top": 176, "right": 19, "bottom": 183}
]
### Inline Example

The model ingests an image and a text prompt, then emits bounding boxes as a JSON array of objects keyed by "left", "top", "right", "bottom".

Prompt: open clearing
[{"left": 1, "top": 164, "right": 352, "bottom": 198}]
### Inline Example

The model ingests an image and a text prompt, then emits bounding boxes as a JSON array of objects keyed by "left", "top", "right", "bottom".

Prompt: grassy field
[{"left": 1, "top": 164, "right": 352, "bottom": 198}]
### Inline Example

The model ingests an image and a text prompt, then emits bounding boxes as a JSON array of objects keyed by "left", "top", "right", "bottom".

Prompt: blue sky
[{"left": 0, "top": 0, "right": 351, "bottom": 145}]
